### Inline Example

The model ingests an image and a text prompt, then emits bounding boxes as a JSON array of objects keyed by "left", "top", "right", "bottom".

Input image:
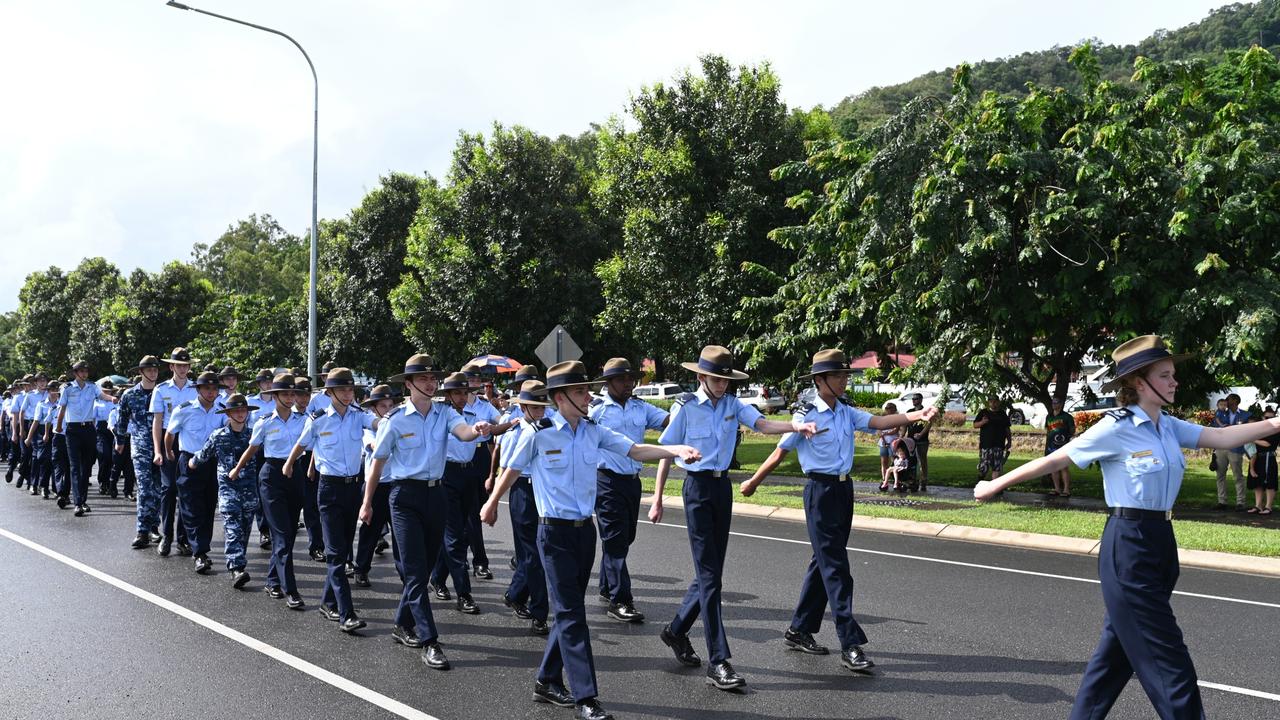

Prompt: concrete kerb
[{"left": 646, "top": 494, "right": 1280, "bottom": 579}]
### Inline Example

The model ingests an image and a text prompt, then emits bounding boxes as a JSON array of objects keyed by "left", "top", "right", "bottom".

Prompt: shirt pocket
[
  {"left": 397, "top": 431, "right": 423, "bottom": 450},
  {"left": 1123, "top": 455, "right": 1164, "bottom": 501},
  {"left": 578, "top": 443, "right": 600, "bottom": 466},
  {"left": 687, "top": 416, "right": 712, "bottom": 440},
  {"left": 541, "top": 449, "right": 569, "bottom": 471}
]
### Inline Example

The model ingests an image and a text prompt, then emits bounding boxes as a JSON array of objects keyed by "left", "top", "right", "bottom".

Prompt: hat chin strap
[
  {"left": 699, "top": 377, "right": 725, "bottom": 402},
  {"left": 1138, "top": 376, "right": 1173, "bottom": 406}
]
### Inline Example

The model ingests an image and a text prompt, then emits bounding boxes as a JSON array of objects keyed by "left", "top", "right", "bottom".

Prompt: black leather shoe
[
  {"left": 98, "top": 485, "right": 108, "bottom": 495},
  {"left": 258, "top": 536, "right": 271, "bottom": 549},
  {"left": 318, "top": 604, "right": 340, "bottom": 622},
  {"left": 126, "top": 492, "right": 136, "bottom": 501},
  {"left": 530, "top": 619, "right": 550, "bottom": 636},
  {"left": 840, "top": 646, "right": 875, "bottom": 673},
  {"left": 176, "top": 542, "right": 193, "bottom": 557},
  {"left": 391, "top": 625, "right": 423, "bottom": 649},
  {"left": 339, "top": 615, "right": 366, "bottom": 634},
  {"left": 82, "top": 504, "right": 91, "bottom": 513},
  {"left": 503, "top": 594, "right": 533, "bottom": 619},
  {"left": 783, "top": 628, "right": 829, "bottom": 655},
  {"left": 4, "top": 469, "right": 10, "bottom": 482},
  {"left": 430, "top": 583, "right": 451, "bottom": 602},
  {"left": 607, "top": 602, "right": 645, "bottom": 624},
  {"left": 660, "top": 626, "right": 701, "bottom": 667},
  {"left": 130, "top": 532, "right": 150, "bottom": 550},
  {"left": 344, "top": 561, "right": 356, "bottom": 577},
  {"left": 231, "top": 570, "right": 251, "bottom": 589},
  {"left": 264, "top": 585, "right": 285, "bottom": 600},
  {"left": 57, "top": 497, "right": 69, "bottom": 509},
  {"left": 194, "top": 555, "right": 212, "bottom": 574},
  {"left": 421, "top": 643, "right": 450, "bottom": 670},
  {"left": 597, "top": 590, "right": 611, "bottom": 604},
  {"left": 374, "top": 538, "right": 389, "bottom": 555},
  {"left": 285, "top": 593, "right": 306, "bottom": 610},
  {"left": 473, "top": 564, "right": 492, "bottom": 580},
  {"left": 73, "top": 505, "right": 85, "bottom": 517},
  {"left": 455, "top": 594, "right": 479, "bottom": 614},
  {"left": 574, "top": 698, "right": 614, "bottom": 720},
  {"left": 149, "top": 531, "right": 163, "bottom": 543},
  {"left": 705, "top": 660, "right": 746, "bottom": 690},
  {"left": 509, "top": 556, "right": 518, "bottom": 570},
  {"left": 157, "top": 539, "right": 172, "bottom": 557},
  {"left": 309, "top": 548, "right": 325, "bottom": 562},
  {"left": 532, "top": 681, "right": 574, "bottom": 708},
  {"left": 353, "top": 572, "right": 371, "bottom": 588}
]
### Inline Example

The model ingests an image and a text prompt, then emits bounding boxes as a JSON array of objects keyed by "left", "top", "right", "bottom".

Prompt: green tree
[
  {"left": 65, "top": 257, "right": 124, "bottom": 373},
  {"left": 13, "top": 267, "right": 70, "bottom": 374},
  {"left": 101, "top": 262, "right": 216, "bottom": 371},
  {"left": 191, "top": 214, "right": 308, "bottom": 301},
  {"left": 393, "top": 124, "right": 615, "bottom": 369},
  {"left": 0, "top": 312, "right": 23, "bottom": 382},
  {"left": 189, "top": 293, "right": 304, "bottom": 374},
  {"left": 593, "top": 55, "right": 811, "bottom": 379}
]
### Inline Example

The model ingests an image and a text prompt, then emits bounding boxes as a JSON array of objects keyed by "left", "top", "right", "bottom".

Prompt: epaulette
[
  {"left": 588, "top": 397, "right": 603, "bottom": 408},
  {"left": 796, "top": 401, "right": 815, "bottom": 414},
  {"left": 584, "top": 416, "right": 596, "bottom": 425},
  {"left": 178, "top": 399, "right": 195, "bottom": 409},
  {"left": 534, "top": 417, "right": 553, "bottom": 430},
  {"left": 477, "top": 396, "right": 491, "bottom": 404},
  {"left": 311, "top": 410, "right": 324, "bottom": 419},
  {"left": 1103, "top": 408, "right": 1133, "bottom": 420},
  {"left": 836, "top": 396, "right": 853, "bottom": 407},
  {"left": 675, "top": 392, "right": 696, "bottom": 406}
]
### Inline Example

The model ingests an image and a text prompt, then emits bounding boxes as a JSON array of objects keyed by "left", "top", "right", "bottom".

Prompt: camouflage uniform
[
  {"left": 115, "top": 384, "right": 159, "bottom": 534},
  {"left": 191, "top": 424, "right": 258, "bottom": 571}
]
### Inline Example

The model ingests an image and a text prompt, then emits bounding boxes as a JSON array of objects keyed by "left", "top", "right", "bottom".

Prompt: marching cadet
[
  {"left": 482, "top": 361, "right": 700, "bottom": 720},
  {"left": 429, "top": 372, "right": 489, "bottom": 611},
  {"left": 151, "top": 348, "right": 197, "bottom": 557},
  {"left": 352, "top": 384, "right": 399, "bottom": 588},
  {"left": 305, "top": 361, "right": 338, "bottom": 416},
  {"left": 167, "top": 371, "right": 227, "bottom": 574},
  {"left": 29, "top": 380, "right": 61, "bottom": 503},
  {"left": 93, "top": 380, "right": 117, "bottom": 497},
  {"left": 18, "top": 372, "right": 50, "bottom": 489},
  {"left": 359, "top": 354, "right": 492, "bottom": 671},
  {"left": 588, "top": 358, "right": 669, "bottom": 624},
  {"left": 741, "top": 349, "right": 938, "bottom": 672},
  {"left": 976, "top": 335, "right": 1280, "bottom": 720},
  {"left": 106, "top": 379, "right": 137, "bottom": 501},
  {"left": 218, "top": 366, "right": 242, "bottom": 401},
  {"left": 117, "top": 357, "right": 163, "bottom": 549},
  {"left": 4, "top": 376, "right": 28, "bottom": 483},
  {"left": 0, "top": 385, "right": 11, "bottom": 466},
  {"left": 247, "top": 368, "right": 275, "bottom": 549},
  {"left": 285, "top": 367, "right": 375, "bottom": 633},
  {"left": 649, "top": 345, "right": 817, "bottom": 691},
  {"left": 461, "top": 361, "right": 505, "bottom": 579},
  {"left": 290, "top": 375, "right": 325, "bottom": 563},
  {"left": 494, "top": 379, "right": 552, "bottom": 636},
  {"left": 230, "top": 373, "right": 307, "bottom": 609},
  {"left": 189, "top": 393, "right": 259, "bottom": 589}
]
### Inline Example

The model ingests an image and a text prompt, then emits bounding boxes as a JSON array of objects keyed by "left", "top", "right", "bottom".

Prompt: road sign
[{"left": 534, "top": 324, "right": 582, "bottom": 368}]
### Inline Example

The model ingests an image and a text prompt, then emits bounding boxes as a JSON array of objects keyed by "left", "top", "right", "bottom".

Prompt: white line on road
[{"left": 0, "top": 527, "right": 440, "bottom": 720}]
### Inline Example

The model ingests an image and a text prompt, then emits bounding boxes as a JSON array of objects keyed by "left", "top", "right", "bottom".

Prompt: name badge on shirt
[
  {"left": 319, "top": 431, "right": 333, "bottom": 437},
  {"left": 1131, "top": 450, "right": 1153, "bottom": 458},
  {"left": 400, "top": 432, "right": 416, "bottom": 439},
  {"left": 267, "top": 428, "right": 280, "bottom": 435},
  {"left": 545, "top": 449, "right": 562, "bottom": 455}
]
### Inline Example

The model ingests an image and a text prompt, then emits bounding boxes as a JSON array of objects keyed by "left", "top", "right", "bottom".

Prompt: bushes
[
  {"left": 1074, "top": 411, "right": 1103, "bottom": 432},
  {"left": 940, "top": 411, "right": 968, "bottom": 427},
  {"left": 848, "top": 390, "right": 897, "bottom": 408}
]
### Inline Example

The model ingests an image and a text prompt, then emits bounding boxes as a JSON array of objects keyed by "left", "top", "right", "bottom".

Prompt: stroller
[{"left": 881, "top": 437, "right": 918, "bottom": 493}]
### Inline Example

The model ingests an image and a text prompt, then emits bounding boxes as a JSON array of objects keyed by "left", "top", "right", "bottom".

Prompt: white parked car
[
  {"left": 737, "top": 384, "right": 785, "bottom": 413},
  {"left": 633, "top": 383, "right": 684, "bottom": 401}
]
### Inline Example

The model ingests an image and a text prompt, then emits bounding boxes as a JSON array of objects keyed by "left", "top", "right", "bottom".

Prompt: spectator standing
[
  {"left": 1044, "top": 398, "right": 1076, "bottom": 497},
  {"left": 1213, "top": 393, "right": 1250, "bottom": 510},
  {"left": 973, "top": 398, "right": 1011, "bottom": 485},
  {"left": 907, "top": 394, "right": 931, "bottom": 490},
  {"left": 877, "top": 403, "right": 902, "bottom": 486},
  {"left": 1249, "top": 408, "right": 1278, "bottom": 515}
]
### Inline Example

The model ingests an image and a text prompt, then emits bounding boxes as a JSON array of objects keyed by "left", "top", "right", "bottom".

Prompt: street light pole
[{"left": 165, "top": 0, "right": 319, "bottom": 382}]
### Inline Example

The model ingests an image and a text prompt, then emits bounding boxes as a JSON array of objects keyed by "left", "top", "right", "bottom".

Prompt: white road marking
[
  {"left": 1196, "top": 681, "right": 1280, "bottom": 702},
  {"left": 0, "top": 527, "right": 440, "bottom": 720}
]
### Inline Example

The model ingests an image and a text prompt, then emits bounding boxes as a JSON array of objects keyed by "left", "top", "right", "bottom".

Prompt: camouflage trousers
[
  {"left": 131, "top": 438, "right": 161, "bottom": 534},
  {"left": 219, "top": 479, "right": 260, "bottom": 571}
]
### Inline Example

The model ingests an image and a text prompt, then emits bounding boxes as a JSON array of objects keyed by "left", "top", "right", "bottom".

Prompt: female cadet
[
  {"left": 975, "top": 335, "right": 1280, "bottom": 720},
  {"left": 494, "top": 379, "right": 552, "bottom": 637},
  {"left": 230, "top": 373, "right": 307, "bottom": 610},
  {"left": 293, "top": 375, "right": 325, "bottom": 563},
  {"left": 482, "top": 361, "right": 701, "bottom": 720},
  {"left": 352, "top": 384, "right": 399, "bottom": 589}
]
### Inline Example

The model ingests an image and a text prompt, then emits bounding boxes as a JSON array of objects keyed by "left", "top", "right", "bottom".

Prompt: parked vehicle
[
  {"left": 737, "top": 384, "right": 785, "bottom": 413},
  {"left": 789, "top": 387, "right": 818, "bottom": 413},
  {"left": 633, "top": 382, "right": 684, "bottom": 401},
  {"left": 1067, "top": 394, "right": 1118, "bottom": 414}
]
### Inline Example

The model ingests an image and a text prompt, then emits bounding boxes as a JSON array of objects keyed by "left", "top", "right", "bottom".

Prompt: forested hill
[{"left": 832, "top": 0, "right": 1280, "bottom": 134}]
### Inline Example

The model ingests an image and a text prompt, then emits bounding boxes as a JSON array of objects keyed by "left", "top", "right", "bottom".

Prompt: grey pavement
[{"left": 0, "top": 480, "right": 1276, "bottom": 720}]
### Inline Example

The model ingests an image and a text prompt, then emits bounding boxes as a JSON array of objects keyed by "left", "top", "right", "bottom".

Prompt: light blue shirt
[
  {"left": 778, "top": 395, "right": 873, "bottom": 476},
  {"left": 108, "top": 406, "right": 122, "bottom": 437},
  {"left": 658, "top": 388, "right": 762, "bottom": 473},
  {"left": 37, "top": 401, "right": 60, "bottom": 431},
  {"left": 589, "top": 393, "right": 668, "bottom": 475},
  {"left": 371, "top": 400, "right": 465, "bottom": 482},
  {"left": 58, "top": 379, "right": 105, "bottom": 422},
  {"left": 250, "top": 409, "right": 307, "bottom": 459},
  {"left": 497, "top": 411, "right": 527, "bottom": 472},
  {"left": 149, "top": 378, "right": 198, "bottom": 428},
  {"left": 246, "top": 393, "right": 272, "bottom": 428},
  {"left": 93, "top": 399, "right": 114, "bottom": 424},
  {"left": 22, "top": 390, "right": 47, "bottom": 420},
  {"left": 506, "top": 413, "right": 634, "bottom": 520},
  {"left": 1066, "top": 405, "right": 1203, "bottom": 512},
  {"left": 446, "top": 395, "right": 500, "bottom": 463},
  {"left": 167, "top": 399, "right": 226, "bottom": 454},
  {"left": 363, "top": 426, "right": 381, "bottom": 478},
  {"left": 306, "top": 392, "right": 331, "bottom": 416},
  {"left": 297, "top": 405, "right": 376, "bottom": 477}
]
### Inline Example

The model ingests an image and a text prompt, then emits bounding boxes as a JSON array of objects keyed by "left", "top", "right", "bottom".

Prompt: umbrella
[
  {"left": 468, "top": 354, "right": 524, "bottom": 374},
  {"left": 98, "top": 375, "right": 128, "bottom": 387}
]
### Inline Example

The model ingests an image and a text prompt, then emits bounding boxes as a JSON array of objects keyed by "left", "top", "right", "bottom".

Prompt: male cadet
[
  {"left": 217, "top": 366, "right": 242, "bottom": 401},
  {"left": 352, "top": 384, "right": 400, "bottom": 588},
  {"left": 189, "top": 393, "right": 259, "bottom": 588},
  {"left": 151, "top": 347, "right": 197, "bottom": 556},
  {"left": 588, "top": 358, "right": 669, "bottom": 624},
  {"left": 285, "top": 367, "right": 375, "bottom": 633},
  {"left": 93, "top": 380, "right": 117, "bottom": 496},
  {"left": 117, "top": 356, "right": 163, "bottom": 549},
  {"left": 4, "top": 376, "right": 28, "bottom": 483},
  {"left": 18, "top": 372, "right": 50, "bottom": 488},
  {"left": 483, "top": 361, "right": 701, "bottom": 720},
  {"left": 649, "top": 345, "right": 817, "bottom": 691},
  {"left": 106, "top": 379, "right": 137, "bottom": 500},
  {"left": 0, "top": 384, "right": 11, "bottom": 466},
  {"left": 741, "top": 349, "right": 939, "bottom": 672},
  {"left": 305, "top": 361, "right": 338, "bottom": 416},
  {"left": 488, "top": 364, "right": 542, "bottom": 573},
  {"left": 360, "top": 354, "right": 492, "bottom": 671},
  {"left": 29, "top": 381, "right": 62, "bottom": 503},
  {"left": 166, "top": 371, "right": 227, "bottom": 575},
  {"left": 247, "top": 368, "right": 275, "bottom": 550},
  {"left": 494, "top": 379, "right": 552, "bottom": 636},
  {"left": 460, "top": 361, "right": 505, "bottom": 579},
  {"left": 292, "top": 375, "right": 326, "bottom": 562}
]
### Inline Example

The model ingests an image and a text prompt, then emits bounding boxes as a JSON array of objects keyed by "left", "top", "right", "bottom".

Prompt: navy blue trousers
[
  {"left": 790, "top": 476, "right": 868, "bottom": 650},
  {"left": 389, "top": 481, "right": 446, "bottom": 644},
  {"left": 301, "top": 452, "right": 323, "bottom": 554},
  {"left": 318, "top": 476, "right": 362, "bottom": 620},
  {"left": 49, "top": 434, "right": 67, "bottom": 496},
  {"left": 18, "top": 428, "right": 34, "bottom": 481},
  {"left": 505, "top": 477, "right": 548, "bottom": 621},
  {"left": 466, "top": 443, "right": 491, "bottom": 567},
  {"left": 160, "top": 456, "right": 187, "bottom": 543},
  {"left": 670, "top": 472, "right": 733, "bottom": 663},
  {"left": 355, "top": 481, "right": 399, "bottom": 576},
  {"left": 1069, "top": 516, "right": 1204, "bottom": 720},
  {"left": 176, "top": 451, "right": 217, "bottom": 556},
  {"left": 30, "top": 436, "right": 48, "bottom": 491},
  {"left": 538, "top": 522, "right": 599, "bottom": 702},
  {"left": 65, "top": 424, "right": 97, "bottom": 507},
  {"left": 430, "top": 463, "right": 475, "bottom": 595},
  {"left": 259, "top": 459, "right": 303, "bottom": 593},
  {"left": 595, "top": 469, "right": 642, "bottom": 604},
  {"left": 95, "top": 422, "right": 114, "bottom": 488}
]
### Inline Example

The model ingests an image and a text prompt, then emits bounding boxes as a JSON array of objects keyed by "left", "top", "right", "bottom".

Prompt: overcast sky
[{"left": 0, "top": 0, "right": 1235, "bottom": 312}]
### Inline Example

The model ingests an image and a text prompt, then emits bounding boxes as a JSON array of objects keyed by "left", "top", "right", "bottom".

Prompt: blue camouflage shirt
[
  {"left": 115, "top": 384, "right": 156, "bottom": 449},
  {"left": 192, "top": 424, "right": 257, "bottom": 488}
]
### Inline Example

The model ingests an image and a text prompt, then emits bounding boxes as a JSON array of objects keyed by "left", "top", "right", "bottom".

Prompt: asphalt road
[{"left": 0, "top": 481, "right": 1276, "bottom": 720}]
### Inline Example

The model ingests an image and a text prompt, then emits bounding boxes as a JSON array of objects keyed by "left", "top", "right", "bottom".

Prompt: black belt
[
  {"left": 539, "top": 517, "right": 590, "bottom": 527},
  {"left": 1108, "top": 507, "right": 1172, "bottom": 521},
  {"left": 599, "top": 468, "right": 639, "bottom": 481},
  {"left": 808, "top": 471, "right": 850, "bottom": 483},
  {"left": 67, "top": 421, "right": 95, "bottom": 428},
  {"left": 400, "top": 477, "right": 441, "bottom": 487},
  {"left": 264, "top": 457, "right": 287, "bottom": 467},
  {"left": 685, "top": 469, "right": 729, "bottom": 481},
  {"left": 321, "top": 473, "right": 361, "bottom": 484},
  {"left": 446, "top": 459, "right": 473, "bottom": 469}
]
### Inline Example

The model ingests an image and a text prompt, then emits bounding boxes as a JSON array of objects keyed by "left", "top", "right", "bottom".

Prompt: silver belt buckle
[{"left": 1164, "top": 510, "right": 1173, "bottom": 521}]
